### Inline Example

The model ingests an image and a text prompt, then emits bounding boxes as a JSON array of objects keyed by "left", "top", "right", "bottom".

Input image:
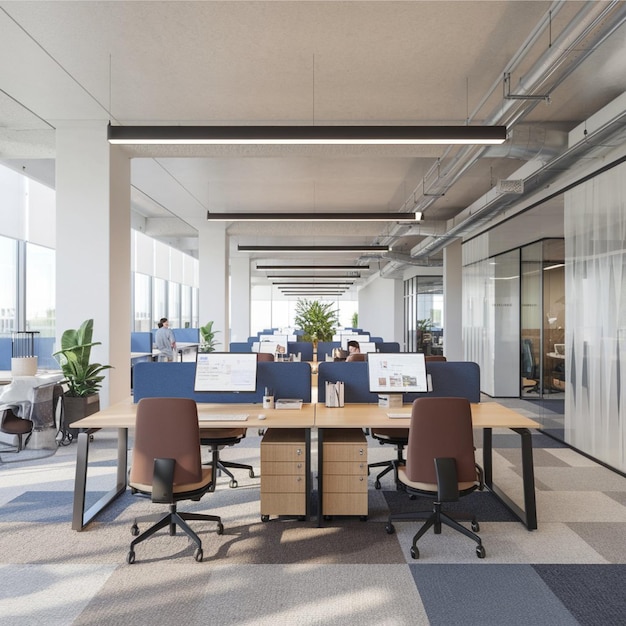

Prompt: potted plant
[
  {"left": 199, "top": 321, "right": 220, "bottom": 352},
  {"left": 53, "top": 318, "right": 112, "bottom": 435},
  {"left": 294, "top": 299, "right": 339, "bottom": 347}
]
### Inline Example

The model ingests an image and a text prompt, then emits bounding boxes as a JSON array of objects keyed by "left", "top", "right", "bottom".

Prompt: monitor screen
[
  {"left": 259, "top": 334, "right": 288, "bottom": 353},
  {"left": 194, "top": 352, "right": 258, "bottom": 392},
  {"left": 340, "top": 334, "right": 370, "bottom": 349},
  {"left": 357, "top": 341, "right": 377, "bottom": 354},
  {"left": 367, "top": 352, "right": 428, "bottom": 393}
]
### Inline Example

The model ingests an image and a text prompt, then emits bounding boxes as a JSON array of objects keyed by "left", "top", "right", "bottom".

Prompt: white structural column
[
  {"left": 444, "top": 239, "right": 463, "bottom": 361},
  {"left": 55, "top": 122, "right": 131, "bottom": 408},
  {"left": 230, "top": 256, "right": 251, "bottom": 343},
  {"left": 359, "top": 276, "right": 404, "bottom": 345},
  {"left": 198, "top": 223, "right": 229, "bottom": 348}
]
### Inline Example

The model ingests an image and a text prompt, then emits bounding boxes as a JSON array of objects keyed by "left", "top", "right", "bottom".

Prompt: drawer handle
[
  {"left": 296, "top": 449, "right": 302, "bottom": 456},
  {"left": 359, "top": 463, "right": 365, "bottom": 469},
  {"left": 296, "top": 477, "right": 302, "bottom": 482},
  {"left": 359, "top": 477, "right": 364, "bottom": 481},
  {"left": 359, "top": 449, "right": 364, "bottom": 455},
  {"left": 297, "top": 463, "right": 302, "bottom": 469}
]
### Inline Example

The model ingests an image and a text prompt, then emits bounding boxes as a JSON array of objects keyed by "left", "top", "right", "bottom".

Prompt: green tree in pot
[
  {"left": 53, "top": 318, "right": 112, "bottom": 437},
  {"left": 294, "top": 299, "right": 339, "bottom": 355}
]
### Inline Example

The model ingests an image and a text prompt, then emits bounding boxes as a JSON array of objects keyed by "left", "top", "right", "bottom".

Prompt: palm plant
[
  {"left": 199, "top": 321, "right": 220, "bottom": 352},
  {"left": 294, "top": 299, "right": 338, "bottom": 343}
]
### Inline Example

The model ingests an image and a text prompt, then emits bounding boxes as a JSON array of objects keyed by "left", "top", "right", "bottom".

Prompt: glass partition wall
[{"left": 520, "top": 239, "right": 565, "bottom": 404}]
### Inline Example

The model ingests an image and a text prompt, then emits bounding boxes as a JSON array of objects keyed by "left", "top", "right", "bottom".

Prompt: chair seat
[
  {"left": 1, "top": 410, "right": 34, "bottom": 435},
  {"left": 130, "top": 466, "right": 214, "bottom": 496},
  {"left": 199, "top": 427, "right": 246, "bottom": 440},
  {"left": 371, "top": 427, "right": 408, "bottom": 442},
  {"left": 398, "top": 466, "right": 477, "bottom": 493}
]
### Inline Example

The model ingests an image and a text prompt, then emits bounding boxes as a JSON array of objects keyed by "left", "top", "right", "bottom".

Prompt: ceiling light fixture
[
  {"left": 256, "top": 265, "right": 363, "bottom": 270},
  {"left": 207, "top": 211, "right": 421, "bottom": 221},
  {"left": 272, "top": 281, "right": 354, "bottom": 286},
  {"left": 108, "top": 123, "right": 506, "bottom": 145},
  {"left": 267, "top": 274, "right": 360, "bottom": 279},
  {"left": 239, "top": 245, "right": 389, "bottom": 252}
]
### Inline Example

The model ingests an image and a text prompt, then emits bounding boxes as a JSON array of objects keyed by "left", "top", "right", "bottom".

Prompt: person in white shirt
[{"left": 154, "top": 318, "right": 177, "bottom": 361}]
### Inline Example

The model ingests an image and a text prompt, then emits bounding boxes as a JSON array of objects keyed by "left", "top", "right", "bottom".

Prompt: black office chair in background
[
  {"left": 522, "top": 338, "right": 540, "bottom": 393},
  {"left": 385, "top": 397, "right": 485, "bottom": 559}
]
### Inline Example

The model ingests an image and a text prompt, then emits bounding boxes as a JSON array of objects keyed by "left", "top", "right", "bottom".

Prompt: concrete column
[
  {"left": 443, "top": 238, "right": 463, "bottom": 360},
  {"left": 55, "top": 122, "right": 131, "bottom": 407},
  {"left": 198, "top": 223, "right": 229, "bottom": 347},
  {"left": 230, "top": 256, "right": 251, "bottom": 343}
]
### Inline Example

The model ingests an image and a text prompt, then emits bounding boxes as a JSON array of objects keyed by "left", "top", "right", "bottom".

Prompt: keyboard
[
  {"left": 198, "top": 413, "right": 249, "bottom": 422},
  {"left": 387, "top": 412, "right": 411, "bottom": 419}
]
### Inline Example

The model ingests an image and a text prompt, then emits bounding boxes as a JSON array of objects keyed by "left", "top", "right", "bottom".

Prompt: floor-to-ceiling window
[{"left": 404, "top": 275, "right": 443, "bottom": 352}]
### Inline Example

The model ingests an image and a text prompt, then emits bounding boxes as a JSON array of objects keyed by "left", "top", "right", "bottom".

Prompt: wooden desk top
[
  {"left": 315, "top": 402, "right": 540, "bottom": 430},
  {"left": 72, "top": 398, "right": 316, "bottom": 430}
]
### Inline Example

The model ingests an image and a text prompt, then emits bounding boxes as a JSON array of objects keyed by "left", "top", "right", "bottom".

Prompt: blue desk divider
[
  {"left": 131, "top": 332, "right": 152, "bottom": 353},
  {"left": 375, "top": 342, "right": 400, "bottom": 353},
  {"left": 133, "top": 361, "right": 312, "bottom": 404},
  {"left": 0, "top": 337, "right": 12, "bottom": 370},
  {"left": 172, "top": 328, "right": 199, "bottom": 342},
  {"left": 288, "top": 342, "right": 313, "bottom": 361},
  {"left": 229, "top": 342, "right": 252, "bottom": 353},
  {"left": 317, "top": 341, "right": 341, "bottom": 360},
  {"left": 318, "top": 361, "right": 480, "bottom": 404},
  {"left": 369, "top": 336, "right": 383, "bottom": 343}
]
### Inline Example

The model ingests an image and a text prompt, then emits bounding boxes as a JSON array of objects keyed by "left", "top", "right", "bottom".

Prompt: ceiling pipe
[{"left": 380, "top": 1, "right": 626, "bottom": 264}]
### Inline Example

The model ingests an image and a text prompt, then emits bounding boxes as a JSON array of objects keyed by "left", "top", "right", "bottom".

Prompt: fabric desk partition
[
  {"left": 317, "top": 360, "right": 480, "bottom": 404},
  {"left": 133, "top": 361, "right": 312, "bottom": 403}
]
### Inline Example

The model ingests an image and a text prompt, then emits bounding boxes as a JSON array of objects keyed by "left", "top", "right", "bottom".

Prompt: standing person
[
  {"left": 347, "top": 340, "right": 361, "bottom": 354},
  {"left": 155, "top": 317, "right": 177, "bottom": 361}
]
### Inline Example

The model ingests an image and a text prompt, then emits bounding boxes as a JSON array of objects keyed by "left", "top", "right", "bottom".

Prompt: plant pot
[{"left": 63, "top": 394, "right": 100, "bottom": 437}]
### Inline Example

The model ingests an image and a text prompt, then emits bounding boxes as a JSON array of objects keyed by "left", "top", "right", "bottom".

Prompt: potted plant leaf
[
  {"left": 53, "top": 318, "right": 112, "bottom": 436},
  {"left": 294, "top": 299, "right": 339, "bottom": 356},
  {"left": 199, "top": 321, "right": 220, "bottom": 352}
]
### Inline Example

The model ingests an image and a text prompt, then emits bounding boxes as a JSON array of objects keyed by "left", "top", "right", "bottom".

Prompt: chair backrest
[
  {"left": 425, "top": 355, "right": 447, "bottom": 362},
  {"left": 130, "top": 398, "right": 202, "bottom": 486},
  {"left": 346, "top": 353, "right": 367, "bottom": 362},
  {"left": 522, "top": 338, "right": 536, "bottom": 377},
  {"left": 404, "top": 397, "right": 476, "bottom": 484},
  {"left": 256, "top": 352, "right": 275, "bottom": 362},
  {"left": 29, "top": 383, "right": 62, "bottom": 428}
]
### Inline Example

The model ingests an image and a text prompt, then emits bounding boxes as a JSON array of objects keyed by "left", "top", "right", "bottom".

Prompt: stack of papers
[{"left": 275, "top": 398, "right": 303, "bottom": 410}]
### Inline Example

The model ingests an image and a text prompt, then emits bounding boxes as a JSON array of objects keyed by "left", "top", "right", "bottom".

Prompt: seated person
[
  {"left": 347, "top": 340, "right": 360, "bottom": 354},
  {"left": 332, "top": 347, "right": 348, "bottom": 361}
]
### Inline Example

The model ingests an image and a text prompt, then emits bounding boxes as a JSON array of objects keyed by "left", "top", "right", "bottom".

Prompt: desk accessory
[
  {"left": 325, "top": 381, "right": 345, "bottom": 407},
  {"left": 275, "top": 398, "right": 303, "bottom": 410}
]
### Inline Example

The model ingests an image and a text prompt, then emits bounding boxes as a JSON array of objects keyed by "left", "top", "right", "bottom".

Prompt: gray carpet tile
[
  {"left": 566, "top": 522, "right": 626, "bottom": 563},
  {"left": 533, "top": 564, "right": 626, "bottom": 626},
  {"left": 411, "top": 563, "right": 579, "bottom": 626}
]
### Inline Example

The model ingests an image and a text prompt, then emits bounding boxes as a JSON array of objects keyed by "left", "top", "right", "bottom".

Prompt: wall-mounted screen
[
  {"left": 194, "top": 352, "right": 258, "bottom": 392},
  {"left": 367, "top": 352, "right": 427, "bottom": 393}
]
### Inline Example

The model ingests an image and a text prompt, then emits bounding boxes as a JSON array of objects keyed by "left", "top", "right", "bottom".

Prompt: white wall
[{"left": 358, "top": 276, "right": 403, "bottom": 344}]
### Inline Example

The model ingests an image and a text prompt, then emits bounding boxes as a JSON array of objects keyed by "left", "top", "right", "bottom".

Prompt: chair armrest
[
  {"left": 152, "top": 457, "right": 175, "bottom": 503},
  {"left": 434, "top": 457, "right": 459, "bottom": 502}
]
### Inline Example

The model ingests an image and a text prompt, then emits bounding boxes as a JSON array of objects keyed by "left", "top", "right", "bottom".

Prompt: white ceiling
[{"left": 1, "top": 1, "right": 625, "bottom": 293}]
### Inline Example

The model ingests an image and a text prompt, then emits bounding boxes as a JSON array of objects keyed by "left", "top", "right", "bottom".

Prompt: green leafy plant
[
  {"left": 53, "top": 318, "right": 112, "bottom": 397},
  {"left": 351, "top": 312, "right": 359, "bottom": 328},
  {"left": 199, "top": 321, "right": 220, "bottom": 352},
  {"left": 416, "top": 318, "right": 433, "bottom": 331},
  {"left": 294, "top": 299, "right": 339, "bottom": 343}
]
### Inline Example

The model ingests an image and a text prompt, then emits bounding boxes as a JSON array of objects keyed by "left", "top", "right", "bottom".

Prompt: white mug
[{"left": 262, "top": 395, "right": 275, "bottom": 409}]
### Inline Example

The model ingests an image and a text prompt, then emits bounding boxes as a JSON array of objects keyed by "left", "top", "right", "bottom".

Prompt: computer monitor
[
  {"left": 259, "top": 334, "right": 288, "bottom": 353},
  {"left": 340, "top": 334, "right": 370, "bottom": 349},
  {"left": 194, "top": 352, "right": 257, "bottom": 392},
  {"left": 367, "top": 352, "right": 428, "bottom": 393},
  {"left": 358, "top": 341, "right": 377, "bottom": 354}
]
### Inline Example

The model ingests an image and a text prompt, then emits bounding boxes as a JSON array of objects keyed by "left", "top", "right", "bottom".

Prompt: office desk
[
  {"left": 315, "top": 402, "right": 540, "bottom": 530},
  {"left": 70, "top": 399, "right": 315, "bottom": 531}
]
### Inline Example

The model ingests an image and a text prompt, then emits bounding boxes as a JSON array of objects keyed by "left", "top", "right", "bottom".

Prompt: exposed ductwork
[{"left": 377, "top": 0, "right": 626, "bottom": 277}]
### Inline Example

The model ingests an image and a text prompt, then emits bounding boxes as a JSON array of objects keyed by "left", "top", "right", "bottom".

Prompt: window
[
  {"left": 25, "top": 242, "right": 55, "bottom": 335},
  {"left": 0, "top": 235, "right": 17, "bottom": 334}
]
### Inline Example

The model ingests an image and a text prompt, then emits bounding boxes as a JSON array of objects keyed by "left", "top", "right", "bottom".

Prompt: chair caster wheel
[
  {"left": 217, "top": 522, "right": 224, "bottom": 535},
  {"left": 410, "top": 546, "right": 419, "bottom": 559},
  {"left": 249, "top": 469, "right": 255, "bottom": 478},
  {"left": 229, "top": 479, "right": 238, "bottom": 488},
  {"left": 126, "top": 550, "right": 135, "bottom": 564},
  {"left": 323, "top": 515, "right": 333, "bottom": 521},
  {"left": 194, "top": 548, "right": 203, "bottom": 562},
  {"left": 476, "top": 544, "right": 486, "bottom": 558},
  {"left": 374, "top": 480, "right": 381, "bottom": 489},
  {"left": 471, "top": 520, "right": 480, "bottom": 532},
  {"left": 385, "top": 523, "right": 395, "bottom": 534},
  {"left": 261, "top": 515, "right": 270, "bottom": 522},
  {"left": 359, "top": 516, "right": 368, "bottom": 521},
  {"left": 130, "top": 524, "right": 139, "bottom": 536}
]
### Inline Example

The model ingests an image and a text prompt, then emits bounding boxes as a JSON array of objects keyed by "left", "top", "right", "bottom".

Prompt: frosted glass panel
[{"left": 565, "top": 163, "right": 626, "bottom": 472}]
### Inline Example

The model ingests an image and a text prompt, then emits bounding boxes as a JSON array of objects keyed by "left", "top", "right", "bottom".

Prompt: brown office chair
[
  {"left": 368, "top": 355, "right": 447, "bottom": 489},
  {"left": 199, "top": 425, "right": 255, "bottom": 489},
  {"left": 256, "top": 352, "right": 275, "bottom": 362},
  {"left": 0, "top": 406, "right": 33, "bottom": 451},
  {"left": 346, "top": 353, "right": 367, "bottom": 362},
  {"left": 127, "top": 397, "right": 224, "bottom": 564},
  {"left": 385, "top": 397, "right": 485, "bottom": 559}
]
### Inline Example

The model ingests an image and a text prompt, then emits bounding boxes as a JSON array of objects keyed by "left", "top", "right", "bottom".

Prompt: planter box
[{"left": 64, "top": 394, "right": 100, "bottom": 437}]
